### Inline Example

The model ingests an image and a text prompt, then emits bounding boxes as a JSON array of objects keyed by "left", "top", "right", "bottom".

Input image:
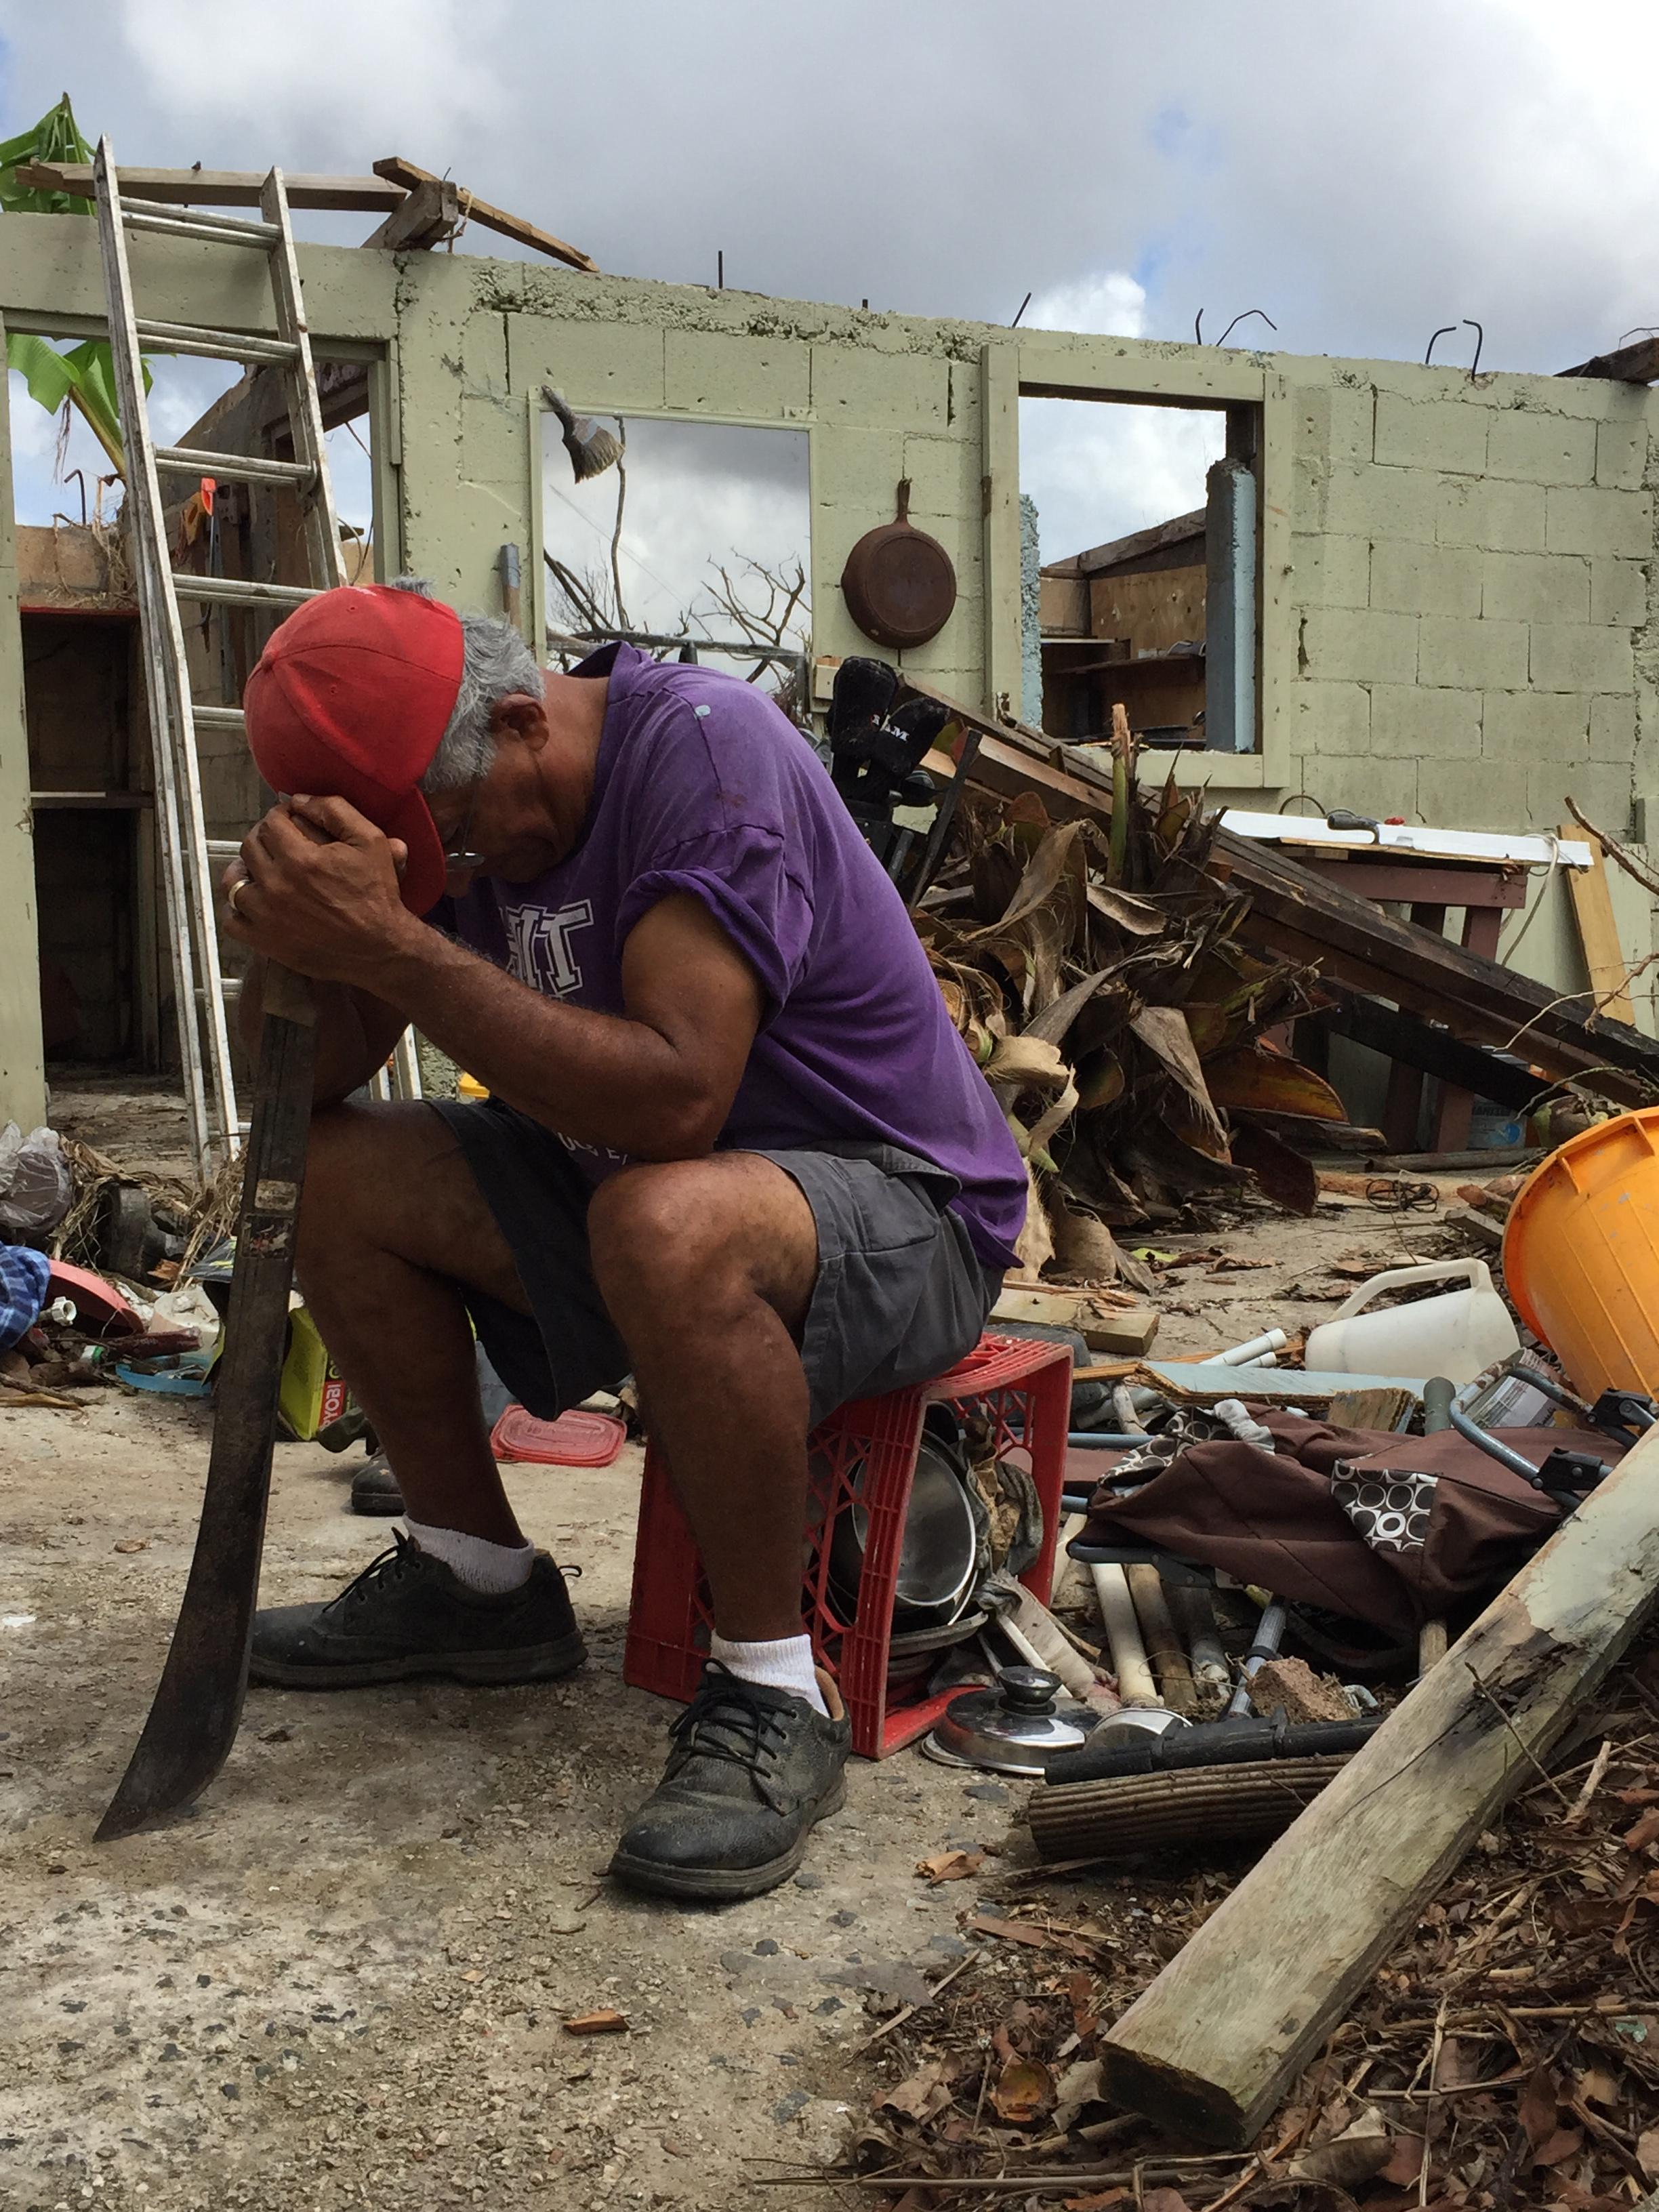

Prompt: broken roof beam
[
  {"left": 1557, "top": 334, "right": 1659, "bottom": 382},
  {"left": 16, "top": 161, "right": 405, "bottom": 213},
  {"left": 372, "top": 157, "right": 598, "bottom": 273},
  {"left": 900, "top": 684, "right": 1659, "bottom": 1103}
]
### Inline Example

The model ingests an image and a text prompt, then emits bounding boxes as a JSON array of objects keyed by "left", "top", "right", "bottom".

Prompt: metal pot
[
  {"left": 840, "top": 480, "right": 958, "bottom": 651},
  {"left": 924, "top": 1666, "right": 1102, "bottom": 1777},
  {"left": 827, "top": 1434, "right": 979, "bottom": 1632}
]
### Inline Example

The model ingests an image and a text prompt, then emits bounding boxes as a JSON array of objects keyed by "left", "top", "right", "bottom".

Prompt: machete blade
[{"left": 96, "top": 971, "right": 316, "bottom": 1841}]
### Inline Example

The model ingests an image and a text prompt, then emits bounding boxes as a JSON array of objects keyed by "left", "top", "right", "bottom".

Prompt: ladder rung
[
  {"left": 134, "top": 319, "right": 300, "bottom": 365},
  {"left": 157, "top": 445, "right": 316, "bottom": 489},
  {"left": 220, "top": 978, "right": 243, "bottom": 1001},
  {"left": 194, "top": 706, "right": 246, "bottom": 732},
  {"left": 205, "top": 840, "right": 243, "bottom": 863},
  {"left": 122, "top": 198, "right": 279, "bottom": 245},
  {"left": 172, "top": 575, "right": 319, "bottom": 609}
]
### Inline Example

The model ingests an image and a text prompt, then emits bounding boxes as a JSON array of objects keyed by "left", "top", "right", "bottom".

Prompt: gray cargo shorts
[{"left": 428, "top": 1097, "right": 1002, "bottom": 1430}]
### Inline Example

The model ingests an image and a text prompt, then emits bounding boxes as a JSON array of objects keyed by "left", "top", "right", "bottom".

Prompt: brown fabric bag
[{"left": 1078, "top": 1411, "right": 1619, "bottom": 1634}]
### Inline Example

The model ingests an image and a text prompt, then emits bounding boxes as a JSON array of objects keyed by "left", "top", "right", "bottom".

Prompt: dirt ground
[{"left": 0, "top": 1194, "right": 1471, "bottom": 2212}]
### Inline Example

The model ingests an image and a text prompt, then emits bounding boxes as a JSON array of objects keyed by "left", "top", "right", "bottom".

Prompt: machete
[{"left": 96, "top": 963, "right": 316, "bottom": 1840}]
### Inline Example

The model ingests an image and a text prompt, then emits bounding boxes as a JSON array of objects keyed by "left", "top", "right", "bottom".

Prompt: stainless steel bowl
[{"left": 826, "top": 1436, "right": 979, "bottom": 1631}]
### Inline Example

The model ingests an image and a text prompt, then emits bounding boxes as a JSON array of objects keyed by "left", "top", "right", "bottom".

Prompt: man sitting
[{"left": 223, "top": 580, "right": 1025, "bottom": 1901}]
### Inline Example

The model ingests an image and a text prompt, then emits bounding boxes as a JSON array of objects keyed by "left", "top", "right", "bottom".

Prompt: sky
[{"left": 3, "top": 1, "right": 1657, "bottom": 577}]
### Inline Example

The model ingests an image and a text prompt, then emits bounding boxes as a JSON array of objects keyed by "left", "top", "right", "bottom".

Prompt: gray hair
[{"left": 388, "top": 576, "right": 544, "bottom": 794}]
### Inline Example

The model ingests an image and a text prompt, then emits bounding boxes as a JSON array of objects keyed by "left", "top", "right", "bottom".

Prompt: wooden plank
[
  {"left": 362, "top": 176, "right": 462, "bottom": 252},
  {"left": 1099, "top": 1421, "right": 1659, "bottom": 2146},
  {"left": 18, "top": 161, "right": 403, "bottom": 212},
  {"left": 1560, "top": 821, "right": 1635, "bottom": 1022},
  {"left": 1322, "top": 994, "right": 1540, "bottom": 1111},
  {"left": 372, "top": 156, "right": 598, "bottom": 273},
  {"left": 1558, "top": 335, "right": 1659, "bottom": 382},
  {"left": 1303, "top": 859, "right": 1525, "bottom": 909}
]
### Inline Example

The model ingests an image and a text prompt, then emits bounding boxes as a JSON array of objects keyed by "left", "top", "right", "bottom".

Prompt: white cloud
[
  {"left": 1021, "top": 396, "right": 1224, "bottom": 569},
  {"left": 1025, "top": 272, "right": 1147, "bottom": 340},
  {"left": 113, "top": 0, "right": 509, "bottom": 150}
]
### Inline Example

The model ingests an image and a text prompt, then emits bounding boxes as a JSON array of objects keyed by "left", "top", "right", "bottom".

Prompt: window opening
[
  {"left": 540, "top": 411, "right": 811, "bottom": 717},
  {"left": 1019, "top": 392, "right": 1259, "bottom": 756}
]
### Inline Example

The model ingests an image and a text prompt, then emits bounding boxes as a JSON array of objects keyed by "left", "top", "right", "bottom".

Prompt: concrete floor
[{"left": 0, "top": 1198, "right": 1456, "bottom": 2211}]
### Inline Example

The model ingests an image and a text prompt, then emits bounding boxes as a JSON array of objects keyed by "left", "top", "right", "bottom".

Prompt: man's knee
[{"left": 587, "top": 1161, "right": 722, "bottom": 1301}]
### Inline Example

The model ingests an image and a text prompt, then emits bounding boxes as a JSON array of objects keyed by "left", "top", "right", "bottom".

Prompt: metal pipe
[
  {"left": 1225, "top": 1597, "right": 1287, "bottom": 1717},
  {"left": 1448, "top": 1403, "right": 1542, "bottom": 1482},
  {"left": 1067, "top": 1431, "right": 1153, "bottom": 1448}
]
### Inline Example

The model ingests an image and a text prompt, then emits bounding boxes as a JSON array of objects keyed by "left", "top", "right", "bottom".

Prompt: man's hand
[{"left": 222, "top": 796, "right": 422, "bottom": 987}]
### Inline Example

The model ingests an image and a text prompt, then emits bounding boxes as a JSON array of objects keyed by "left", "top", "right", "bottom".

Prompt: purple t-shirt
[{"left": 443, "top": 643, "right": 1026, "bottom": 1269}]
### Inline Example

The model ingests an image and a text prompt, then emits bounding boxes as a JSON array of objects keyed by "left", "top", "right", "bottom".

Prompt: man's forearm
[{"left": 375, "top": 929, "right": 720, "bottom": 1158}]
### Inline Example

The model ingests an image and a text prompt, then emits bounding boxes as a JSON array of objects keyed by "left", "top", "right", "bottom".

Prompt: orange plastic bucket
[{"left": 1504, "top": 1107, "right": 1659, "bottom": 1398}]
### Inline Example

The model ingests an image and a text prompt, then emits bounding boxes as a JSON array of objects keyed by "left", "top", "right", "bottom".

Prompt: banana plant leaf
[{"left": 1204, "top": 1042, "right": 1346, "bottom": 1122}]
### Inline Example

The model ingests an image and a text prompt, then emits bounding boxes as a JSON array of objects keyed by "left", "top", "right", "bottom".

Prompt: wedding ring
[{"left": 227, "top": 875, "right": 250, "bottom": 919}]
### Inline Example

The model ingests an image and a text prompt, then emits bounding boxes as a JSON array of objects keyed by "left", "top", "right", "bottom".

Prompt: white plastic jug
[{"left": 1303, "top": 1258, "right": 1519, "bottom": 1386}]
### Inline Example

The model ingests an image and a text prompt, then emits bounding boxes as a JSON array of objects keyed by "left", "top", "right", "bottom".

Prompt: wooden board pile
[
  {"left": 827, "top": 1634, "right": 1659, "bottom": 2211},
  {"left": 914, "top": 729, "right": 1333, "bottom": 1277}
]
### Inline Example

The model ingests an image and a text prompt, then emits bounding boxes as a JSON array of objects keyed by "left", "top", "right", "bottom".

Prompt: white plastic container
[{"left": 1304, "top": 1258, "right": 1519, "bottom": 1387}]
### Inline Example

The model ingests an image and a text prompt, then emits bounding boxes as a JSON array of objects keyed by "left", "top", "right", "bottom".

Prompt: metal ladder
[{"left": 91, "top": 137, "right": 421, "bottom": 1173}]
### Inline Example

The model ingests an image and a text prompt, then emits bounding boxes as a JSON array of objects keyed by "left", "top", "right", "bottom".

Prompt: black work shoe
[
  {"left": 350, "top": 1452, "right": 404, "bottom": 1517},
  {"left": 249, "top": 1530, "right": 586, "bottom": 1689},
  {"left": 609, "top": 1664, "right": 851, "bottom": 1902}
]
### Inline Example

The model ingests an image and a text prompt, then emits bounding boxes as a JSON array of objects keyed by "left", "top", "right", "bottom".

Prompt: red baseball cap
[{"left": 242, "top": 584, "right": 465, "bottom": 916}]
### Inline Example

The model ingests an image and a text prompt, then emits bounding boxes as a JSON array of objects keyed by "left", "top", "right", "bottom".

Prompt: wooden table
[{"left": 1290, "top": 851, "right": 1528, "bottom": 1152}]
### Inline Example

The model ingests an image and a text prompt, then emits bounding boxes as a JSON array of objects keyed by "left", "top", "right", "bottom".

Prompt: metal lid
[{"left": 925, "top": 1666, "right": 1101, "bottom": 1777}]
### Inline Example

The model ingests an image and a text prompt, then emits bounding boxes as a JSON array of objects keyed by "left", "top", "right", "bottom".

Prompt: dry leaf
[
  {"left": 1533, "top": 2124, "right": 1585, "bottom": 2169},
  {"left": 1519, "top": 2063, "right": 1561, "bottom": 2149},
  {"left": 562, "top": 2009, "right": 627, "bottom": 2035},
  {"left": 113, "top": 1538, "right": 150, "bottom": 1554},
  {"left": 916, "top": 1850, "right": 983, "bottom": 1885},
  {"left": 876, "top": 2058, "right": 956, "bottom": 2125},
  {"left": 1139, "top": 2192, "right": 1193, "bottom": 2212},
  {"left": 1380, "top": 2131, "right": 1427, "bottom": 2186},
  {"left": 1063, "top": 2193, "right": 1131, "bottom": 2211},
  {"left": 989, "top": 2055, "right": 1054, "bottom": 2125},
  {"left": 1284, "top": 2105, "right": 1393, "bottom": 2188},
  {"left": 1639, "top": 2125, "right": 1659, "bottom": 2180},
  {"left": 1622, "top": 1807, "right": 1659, "bottom": 1851},
  {"left": 1576, "top": 2064, "right": 1620, "bottom": 2108}
]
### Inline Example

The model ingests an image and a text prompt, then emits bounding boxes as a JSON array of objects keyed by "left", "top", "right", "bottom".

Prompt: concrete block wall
[{"left": 1278, "top": 362, "right": 1657, "bottom": 851}]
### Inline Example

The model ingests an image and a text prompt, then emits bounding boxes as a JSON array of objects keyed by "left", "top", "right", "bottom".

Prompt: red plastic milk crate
[{"left": 623, "top": 1333, "right": 1072, "bottom": 1757}]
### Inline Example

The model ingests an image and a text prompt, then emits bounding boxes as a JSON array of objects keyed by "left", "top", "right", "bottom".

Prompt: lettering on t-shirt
[{"left": 502, "top": 899, "right": 594, "bottom": 998}]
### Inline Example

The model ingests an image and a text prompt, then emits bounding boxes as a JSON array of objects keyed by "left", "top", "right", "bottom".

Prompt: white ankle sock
[
  {"left": 709, "top": 1631, "right": 827, "bottom": 1715},
  {"left": 405, "top": 1519, "right": 534, "bottom": 1595}
]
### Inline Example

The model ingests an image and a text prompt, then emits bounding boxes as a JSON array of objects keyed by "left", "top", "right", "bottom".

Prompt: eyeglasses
[{"left": 441, "top": 781, "right": 485, "bottom": 872}]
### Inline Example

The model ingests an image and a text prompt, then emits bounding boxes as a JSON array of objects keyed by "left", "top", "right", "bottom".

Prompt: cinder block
[
  {"left": 1528, "top": 757, "right": 1632, "bottom": 834},
  {"left": 1530, "top": 622, "right": 1634, "bottom": 694},
  {"left": 1323, "top": 464, "right": 1439, "bottom": 544},
  {"left": 1591, "top": 558, "right": 1649, "bottom": 628},
  {"left": 1373, "top": 392, "right": 1488, "bottom": 475},
  {"left": 1483, "top": 689, "right": 1590, "bottom": 764},
  {"left": 1370, "top": 682, "right": 1481, "bottom": 760},
  {"left": 1288, "top": 678, "right": 1370, "bottom": 755},
  {"left": 460, "top": 392, "right": 525, "bottom": 489},
  {"left": 1596, "top": 411, "right": 1649, "bottom": 490},
  {"left": 1590, "top": 694, "right": 1639, "bottom": 763},
  {"left": 813, "top": 425, "right": 907, "bottom": 515},
  {"left": 1484, "top": 409, "right": 1596, "bottom": 485},
  {"left": 1290, "top": 452, "right": 1332, "bottom": 535},
  {"left": 1298, "top": 606, "right": 1418, "bottom": 685},
  {"left": 811, "top": 345, "right": 949, "bottom": 426},
  {"left": 1291, "top": 532, "right": 1370, "bottom": 610},
  {"left": 1418, "top": 756, "right": 1513, "bottom": 828},
  {"left": 506, "top": 316, "right": 667, "bottom": 411},
  {"left": 1417, "top": 614, "right": 1528, "bottom": 691},
  {"left": 1370, "top": 540, "right": 1480, "bottom": 617},
  {"left": 1481, "top": 551, "right": 1591, "bottom": 625},
  {"left": 1294, "top": 384, "right": 1374, "bottom": 468},
  {"left": 1278, "top": 752, "right": 1417, "bottom": 824},
  {"left": 1546, "top": 484, "right": 1653, "bottom": 559},
  {"left": 901, "top": 432, "right": 977, "bottom": 519},
  {"left": 665, "top": 329, "right": 811, "bottom": 417},
  {"left": 1435, "top": 476, "right": 1547, "bottom": 552}
]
